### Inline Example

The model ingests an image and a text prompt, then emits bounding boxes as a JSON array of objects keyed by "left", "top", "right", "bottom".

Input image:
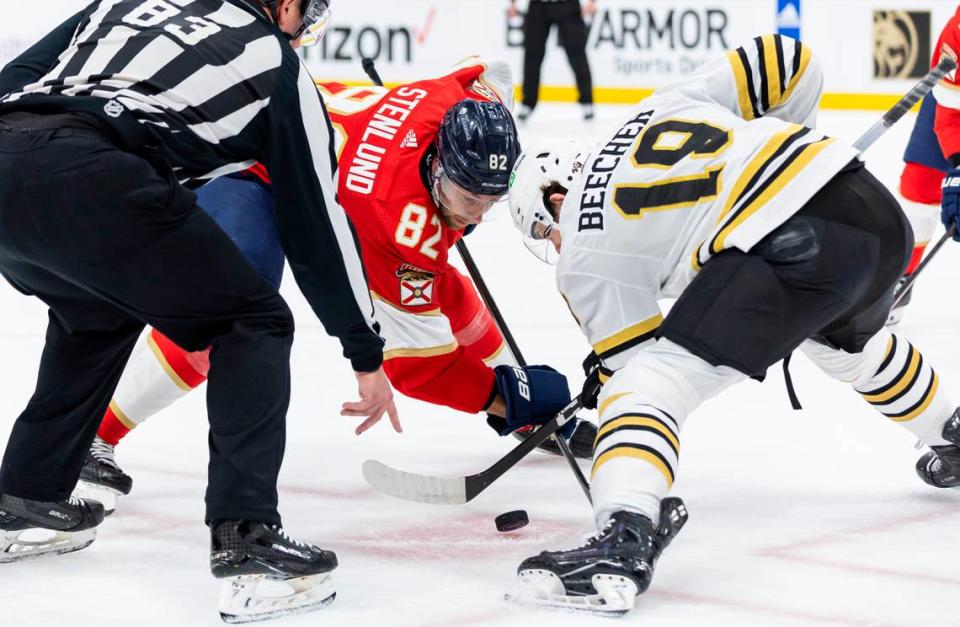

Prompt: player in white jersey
[{"left": 504, "top": 34, "right": 960, "bottom": 615}]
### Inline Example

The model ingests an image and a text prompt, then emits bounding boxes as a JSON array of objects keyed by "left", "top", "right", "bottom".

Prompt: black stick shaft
[
  {"left": 360, "top": 58, "right": 592, "bottom": 504},
  {"left": 893, "top": 225, "right": 955, "bottom": 308}
]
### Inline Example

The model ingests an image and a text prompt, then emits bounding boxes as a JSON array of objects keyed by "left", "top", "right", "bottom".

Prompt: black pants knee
[
  {"left": 0, "top": 123, "right": 293, "bottom": 525},
  {"left": 660, "top": 165, "right": 913, "bottom": 377}
]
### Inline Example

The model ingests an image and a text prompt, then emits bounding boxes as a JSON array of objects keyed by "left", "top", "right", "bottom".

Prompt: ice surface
[{"left": 1, "top": 104, "right": 958, "bottom": 627}]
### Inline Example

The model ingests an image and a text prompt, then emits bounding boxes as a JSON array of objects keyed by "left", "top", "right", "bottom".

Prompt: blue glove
[
  {"left": 488, "top": 365, "right": 571, "bottom": 436},
  {"left": 941, "top": 169, "right": 960, "bottom": 240}
]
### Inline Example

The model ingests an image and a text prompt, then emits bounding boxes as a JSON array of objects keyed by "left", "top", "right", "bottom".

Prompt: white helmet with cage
[{"left": 507, "top": 138, "right": 591, "bottom": 264}]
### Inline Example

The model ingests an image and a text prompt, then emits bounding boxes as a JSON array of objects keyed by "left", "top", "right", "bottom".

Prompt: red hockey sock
[
  {"left": 97, "top": 404, "right": 132, "bottom": 446},
  {"left": 905, "top": 244, "right": 928, "bottom": 276}
]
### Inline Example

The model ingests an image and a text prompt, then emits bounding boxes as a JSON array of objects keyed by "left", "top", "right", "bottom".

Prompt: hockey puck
[{"left": 495, "top": 510, "right": 529, "bottom": 532}]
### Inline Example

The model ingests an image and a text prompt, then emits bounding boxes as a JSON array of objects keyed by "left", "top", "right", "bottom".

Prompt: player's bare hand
[
  {"left": 582, "top": 0, "right": 597, "bottom": 19},
  {"left": 342, "top": 368, "right": 402, "bottom": 435}
]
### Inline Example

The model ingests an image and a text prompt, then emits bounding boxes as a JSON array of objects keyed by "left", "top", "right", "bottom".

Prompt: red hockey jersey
[
  {"left": 319, "top": 59, "right": 515, "bottom": 413},
  {"left": 933, "top": 7, "right": 960, "bottom": 162}
]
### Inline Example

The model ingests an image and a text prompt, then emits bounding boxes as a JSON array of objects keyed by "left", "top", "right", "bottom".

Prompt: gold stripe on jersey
[
  {"left": 711, "top": 137, "right": 836, "bottom": 254},
  {"left": 383, "top": 342, "right": 458, "bottom": 360},
  {"left": 781, "top": 40, "right": 812, "bottom": 104},
  {"left": 592, "top": 444, "right": 675, "bottom": 486},
  {"left": 596, "top": 413, "right": 680, "bottom": 453},
  {"left": 760, "top": 35, "right": 783, "bottom": 109},
  {"left": 727, "top": 47, "right": 760, "bottom": 121},
  {"left": 889, "top": 373, "right": 939, "bottom": 422},
  {"left": 598, "top": 364, "right": 614, "bottom": 385},
  {"left": 592, "top": 314, "right": 663, "bottom": 361},
  {"left": 705, "top": 124, "right": 807, "bottom": 256},
  {"left": 861, "top": 344, "right": 920, "bottom": 404},
  {"left": 598, "top": 391, "right": 631, "bottom": 417}
]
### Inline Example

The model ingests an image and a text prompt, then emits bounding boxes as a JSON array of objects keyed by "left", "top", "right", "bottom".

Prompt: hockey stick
[
  {"left": 359, "top": 57, "right": 592, "bottom": 505},
  {"left": 848, "top": 55, "right": 958, "bottom": 309},
  {"left": 892, "top": 224, "right": 956, "bottom": 308},
  {"left": 362, "top": 398, "right": 582, "bottom": 504},
  {"left": 853, "top": 55, "right": 957, "bottom": 151}
]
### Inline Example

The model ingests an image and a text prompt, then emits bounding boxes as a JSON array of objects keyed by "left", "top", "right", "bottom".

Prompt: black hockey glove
[
  {"left": 580, "top": 351, "right": 604, "bottom": 410},
  {"left": 487, "top": 365, "right": 571, "bottom": 436}
]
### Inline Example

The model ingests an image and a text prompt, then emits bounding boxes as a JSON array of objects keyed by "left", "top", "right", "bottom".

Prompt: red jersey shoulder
[{"left": 933, "top": 7, "right": 960, "bottom": 83}]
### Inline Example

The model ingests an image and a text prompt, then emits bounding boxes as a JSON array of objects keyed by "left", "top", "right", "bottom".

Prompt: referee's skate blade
[
  {"left": 0, "top": 527, "right": 97, "bottom": 563},
  {"left": 218, "top": 573, "right": 336, "bottom": 624},
  {"left": 505, "top": 569, "right": 637, "bottom": 617},
  {"left": 362, "top": 459, "right": 467, "bottom": 504}
]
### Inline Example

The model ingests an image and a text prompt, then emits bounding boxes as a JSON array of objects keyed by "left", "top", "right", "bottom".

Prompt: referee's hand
[{"left": 343, "top": 368, "right": 402, "bottom": 435}]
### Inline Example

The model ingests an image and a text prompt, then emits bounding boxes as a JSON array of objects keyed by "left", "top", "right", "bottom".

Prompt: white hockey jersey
[{"left": 557, "top": 35, "right": 860, "bottom": 376}]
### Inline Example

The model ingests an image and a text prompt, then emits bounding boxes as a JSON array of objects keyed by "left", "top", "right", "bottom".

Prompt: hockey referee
[
  {"left": 0, "top": 0, "right": 395, "bottom": 591},
  {"left": 509, "top": 0, "right": 596, "bottom": 121}
]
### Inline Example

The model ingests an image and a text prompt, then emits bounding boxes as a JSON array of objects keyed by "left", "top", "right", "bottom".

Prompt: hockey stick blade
[
  {"left": 362, "top": 399, "right": 582, "bottom": 505},
  {"left": 853, "top": 55, "right": 957, "bottom": 152}
]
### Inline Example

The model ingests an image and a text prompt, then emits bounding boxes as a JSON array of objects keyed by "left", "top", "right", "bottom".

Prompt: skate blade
[
  {"left": 218, "top": 573, "right": 336, "bottom": 624},
  {"left": 0, "top": 528, "right": 97, "bottom": 563},
  {"left": 73, "top": 481, "right": 118, "bottom": 516},
  {"left": 505, "top": 569, "right": 637, "bottom": 617}
]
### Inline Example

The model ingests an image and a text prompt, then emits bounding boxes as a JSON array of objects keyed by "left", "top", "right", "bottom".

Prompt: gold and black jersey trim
[
  {"left": 598, "top": 364, "right": 615, "bottom": 385},
  {"left": 886, "top": 371, "right": 939, "bottom": 422},
  {"left": 708, "top": 132, "right": 835, "bottom": 255},
  {"left": 595, "top": 413, "right": 680, "bottom": 456},
  {"left": 728, "top": 35, "right": 811, "bottom": 121},
  {"left": 592, "top": 314, "right": 663, "bottom": 361},
  {"left": 861, "top": 342, "right": 920, "bottom": 406},
  {"left": 591, "top": 443, "right": 676, "bottom": 486}
]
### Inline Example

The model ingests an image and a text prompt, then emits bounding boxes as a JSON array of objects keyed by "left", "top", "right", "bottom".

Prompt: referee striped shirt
[{"left": 0, "top": 0, "right": 384, "bottom": 372}]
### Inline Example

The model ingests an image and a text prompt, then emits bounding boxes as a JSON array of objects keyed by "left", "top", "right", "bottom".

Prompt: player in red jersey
[
  {"left": 888, "top": 6, "right": 960, "bottom": 324},
  {"left": 78, "top": 58, "right": 597, "bottom": 510}
]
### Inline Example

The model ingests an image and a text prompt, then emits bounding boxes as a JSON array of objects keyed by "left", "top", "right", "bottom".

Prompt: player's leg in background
[
  {"left": 798, "top": 163, "right": 960, "bottom": 486},
  {"left": 554, "top": 0, "right": 594, "bottom": 119},
  {"left": 889, "top": 93, "right": 949, "bottom": 325},
  {"left": 85, "top": 174, "right": 285, "bottom": 504},
  {"left": 520, "top": 1, "right": 550, "bottom": 120}
]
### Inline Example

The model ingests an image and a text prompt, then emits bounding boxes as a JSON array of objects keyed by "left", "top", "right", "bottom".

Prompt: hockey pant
[{"left": 590, "top": 167, "right": 955, "bottom": 526}]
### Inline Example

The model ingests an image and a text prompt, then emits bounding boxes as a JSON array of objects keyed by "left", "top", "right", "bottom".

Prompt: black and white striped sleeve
[
  {"left": 264, "top": 54, "right": 384, "bottom": 373},
  {"left": 0, "top": 9, "right": 85, "bottom": 96}
]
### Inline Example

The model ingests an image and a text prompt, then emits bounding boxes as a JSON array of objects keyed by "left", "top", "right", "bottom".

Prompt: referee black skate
[
  {"left": 0, "top": 0, "right": 394, "bottom": 621},
  {"left": 509, "top": 0, "right": 595, "bottom": 121}
]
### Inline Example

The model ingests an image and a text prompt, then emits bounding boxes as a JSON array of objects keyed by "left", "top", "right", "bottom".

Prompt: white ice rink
[{"left": 1, "top": 103, "right": 959, "bottom": 627}]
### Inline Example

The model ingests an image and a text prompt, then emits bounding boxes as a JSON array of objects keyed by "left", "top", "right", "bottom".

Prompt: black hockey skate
[
  {"left": 0, "top": 494, "right": 105, "bottom": 563},
  {"left": 507, "top": 497, "right": 688, "bottom": 615},
  {"left": 75, "top": 436, "right": 132, "bottom": 516},
  {"left": 512, "top": 416, "right": 597, "bottom": 459},
  {"left": 211, "top": 520, "right": 338, "bottom": 623},
  {"left": 916, "top": 408, "right": 960, "bottom": 488}
]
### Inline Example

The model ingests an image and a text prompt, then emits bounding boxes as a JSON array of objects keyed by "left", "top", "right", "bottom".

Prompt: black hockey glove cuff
[{"left": 580, "top": 351, "right": 605, "bottom": 410}]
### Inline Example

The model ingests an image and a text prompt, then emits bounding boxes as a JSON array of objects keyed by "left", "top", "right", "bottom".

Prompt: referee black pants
[
  {"left": 0, "top": 120, "right": 292, "bottom": 526},
  {"left": 522, "top": 0, "right": 593, "bottom": 108}
]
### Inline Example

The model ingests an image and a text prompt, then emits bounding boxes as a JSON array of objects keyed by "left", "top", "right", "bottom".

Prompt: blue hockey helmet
[{"left": 434, "top": 99, "right": 520, "bottom": 216}]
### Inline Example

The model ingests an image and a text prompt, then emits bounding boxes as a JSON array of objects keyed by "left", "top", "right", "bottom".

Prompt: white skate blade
[
  {"left": 73, "top": 481, "right": 118, "bottom": 516},
  {"left": 0, "top": 527, "right": 97, "bottom": 563},
  {"left": 505, "top": 569, "right": 637, "bottom": 617},
  {"left": 218, "top": 573, "right": 336, "bottom": 624}
]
